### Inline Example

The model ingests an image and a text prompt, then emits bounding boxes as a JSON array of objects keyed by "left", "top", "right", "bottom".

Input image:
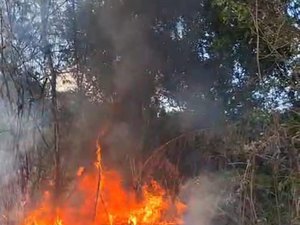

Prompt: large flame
[{"left": 21, "top": 144, "right": 186, "bottom": 225}]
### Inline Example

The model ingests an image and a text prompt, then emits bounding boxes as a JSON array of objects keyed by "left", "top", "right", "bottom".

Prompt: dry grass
[{"left": 139, "top": 113, "right": 300, "bottom": 225}]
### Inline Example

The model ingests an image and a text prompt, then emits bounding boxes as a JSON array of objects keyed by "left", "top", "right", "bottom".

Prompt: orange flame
[
  {"left": 20, "top": 143, "right": 186, "bottom": 225},
  {"left": 76, "top": 167, "right": 85, "bottom": 177}
]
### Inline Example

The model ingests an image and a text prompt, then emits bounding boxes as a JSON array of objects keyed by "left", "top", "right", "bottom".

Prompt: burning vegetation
[
  {"left": 20, "top": 144, "right": 186, "bottom": 225},
  {"left": 0, "top": 0, "right": 299, "bottom": 225}
]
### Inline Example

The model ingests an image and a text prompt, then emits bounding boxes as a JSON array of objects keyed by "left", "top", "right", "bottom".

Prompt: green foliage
[
  {"left": 142, "top": 113, "right": 300, "bottom": 225},
  {"left": 213, "top": 0, "right": 251, "bottom": 25},
  {"left": 0, "top": 0, "right": 299, "bottom": 224}
]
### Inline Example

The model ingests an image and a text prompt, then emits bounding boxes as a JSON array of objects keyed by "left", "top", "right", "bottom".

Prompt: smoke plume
[
  {"left": 179, "top": 174, "right": 231, "bottom": 225},
  {"left": 0, "top": 99, "right": 43, "bottom": 223}
]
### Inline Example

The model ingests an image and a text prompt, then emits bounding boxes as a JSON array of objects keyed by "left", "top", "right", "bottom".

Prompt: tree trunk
[{"left": 40, "top": 0, "right": 61, "bottom": 203}]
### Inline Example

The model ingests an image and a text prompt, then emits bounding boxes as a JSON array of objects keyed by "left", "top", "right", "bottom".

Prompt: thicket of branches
[{"left": 0, "top": 0, "right": 299, "bottom": 224}]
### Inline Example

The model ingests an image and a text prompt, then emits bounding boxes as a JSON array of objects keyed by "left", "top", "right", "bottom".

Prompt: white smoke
[
  {"left": 179, "top": 175, "right": 230, "bottom": 225},
  {"left": 0, "top": 100, "right": 41, "bottom": 224}
]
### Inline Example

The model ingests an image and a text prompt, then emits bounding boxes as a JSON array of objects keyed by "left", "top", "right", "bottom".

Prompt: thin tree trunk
[
  {"left": 0, "top": 8, "right": 12, "bottom": 106},
  {"left": 71, "top": 0, "right": 81, "bottom": 89},
  {"left": 40, "top": 0, "right": 61, "bottom": 203}
]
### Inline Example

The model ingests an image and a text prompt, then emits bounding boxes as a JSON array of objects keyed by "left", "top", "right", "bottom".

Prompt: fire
[
  {"left": 128, "top": 215, "right": 137, "bottom": 225},
  {"left": 76, "top": 167, "right": 85, "bottom": 177},
  {"left": 54, "top": 217, "right": 63, "bottom": 225},
  {"left": 20, "top": 143, "right": 186, "bottom": 225}
]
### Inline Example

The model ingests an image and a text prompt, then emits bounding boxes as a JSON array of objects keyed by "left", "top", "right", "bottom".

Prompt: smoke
[
  {"left": 96, "top": 0, "right": 225, "bottom": 151},
  {"left": 68, "top": 0, "right": 226, "bottom": 171},
  {"left": 179, "top": 174, "right": 231, "bottom": 225},
  {"left": 0, "top": 99, "right": 43, "bottom": 223},
  {"left": 84, "top": 1, "right": 156, "bottom": 170},
  {"left": 99, "top": 1, "right": 153, "bottom": 94}
]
